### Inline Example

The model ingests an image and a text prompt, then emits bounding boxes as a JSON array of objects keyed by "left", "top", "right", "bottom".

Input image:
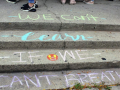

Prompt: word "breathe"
[{"left": 0, "top": 70, "right": 120, "bottom": 88}]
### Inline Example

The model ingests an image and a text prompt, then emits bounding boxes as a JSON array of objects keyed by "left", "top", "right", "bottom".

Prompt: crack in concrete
[
  {"left": 58, "top": 32, "right": 66, "bottom": 50},
  {"left": 43, "top": 0, "right": 63, "bottom": 31}
]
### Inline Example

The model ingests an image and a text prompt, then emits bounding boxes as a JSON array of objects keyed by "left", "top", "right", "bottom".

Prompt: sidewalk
[
  {"left": 0, "top": 0, "right": 120, "bottom": 73},
  {"left": 0, "top": 1, "right": 120, "bottom": 89},
  {"left": 0, "top": 68, "right": 120, "bottom": 90},
  {"left": 0, "top": 0, "right": 120, "bottom": 30}
]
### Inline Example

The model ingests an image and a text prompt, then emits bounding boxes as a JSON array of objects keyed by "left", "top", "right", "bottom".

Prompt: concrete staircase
[
  {"left": 0, "top": 0, "right": 120, "bottom": 89},
  {"left": 0, "top": 31, "right": 120, "bottom": 72}
]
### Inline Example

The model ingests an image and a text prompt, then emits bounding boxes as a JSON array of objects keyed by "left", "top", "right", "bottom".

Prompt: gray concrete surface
[
  {"left": 0, "top": 49, "right": 120, "bottom": 72},
  {"left": 0, "top": 31, "right": 120, "bottom": 49},
  {"left": 0, "top": 1, "right": 120, "bottom": 89},
  {"left": 0, "top": 0, "right": 120, "bottom": 30},
  {"left": 0, "top": 68, "right": 120, "bottom": 89}
]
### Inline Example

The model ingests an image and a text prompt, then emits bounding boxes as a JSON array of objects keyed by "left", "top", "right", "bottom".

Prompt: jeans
[{"left": 28, "top": 0, "right": 34, "bottom": 3}]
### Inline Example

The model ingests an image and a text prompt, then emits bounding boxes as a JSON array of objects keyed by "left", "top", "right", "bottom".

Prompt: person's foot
[
  {"left": 85, "top": 0, "right": 94, "bottom": 4},
  {"left": 61, "top": 0, "right": 66, "bottom": 4},
  {"left": 21, "top": 4, "right": 36, "bottom": 12},
  {"left": 70, "top": 0, "right": 76, "bottom": 5},
  {"left": 6, "top": 0, "right": 19, "bottom": 4},
  {"left": 23, "top": 1, "right": 38, "bottom": 8}
]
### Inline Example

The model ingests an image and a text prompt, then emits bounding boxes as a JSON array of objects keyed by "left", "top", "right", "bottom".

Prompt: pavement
[
  {"left": 0, "top": 49, "right": 120, "bottom": 72},
  {"left": 0, "top": 0, "right": 120, "bottom": 89},
  {"left": 0, "top": 31, "right": 120, "bottom": 49},
  {"left": 0, "top": 0, "right": 120, "bottom": 30},
  {"left": 0, "top": 68, "right": 120, "bottom": 90}
]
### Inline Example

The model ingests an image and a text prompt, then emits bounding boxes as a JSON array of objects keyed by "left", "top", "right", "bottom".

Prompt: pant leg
[{"left": 28, "top": 0, "right": 34, "bottom": 3}]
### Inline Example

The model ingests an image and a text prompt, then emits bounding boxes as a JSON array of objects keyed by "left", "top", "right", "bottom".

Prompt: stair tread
[
  {"left": 0, "top": 31, "right": 120, "bottom": 41},
  {"left": 0, "top": 49, "right": 119, "bottom": 72},
  {"left": 0, "top": 68, "right": 120, "bottom": 89}
]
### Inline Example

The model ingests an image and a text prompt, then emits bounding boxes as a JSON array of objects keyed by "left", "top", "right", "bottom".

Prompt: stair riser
[
  {"left": 0, "top": 23, "right": 120, "bottom": 31},
  {"left": 0, "top": 42, "right": 120, "bottom": 49},
  {"left": 0, "top": 62, "right": 120, "bottom": 72}
]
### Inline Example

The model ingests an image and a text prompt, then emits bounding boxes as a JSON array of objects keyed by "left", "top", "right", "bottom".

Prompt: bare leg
[
  {"left": 29, "top": 3, "right": 34, "bottom": 7},
  {"left": 28, "top": 0, "right": 35, "bottom": 7},
  {"left": 61, "top": 0, "right": 66, "bottom": 4}
]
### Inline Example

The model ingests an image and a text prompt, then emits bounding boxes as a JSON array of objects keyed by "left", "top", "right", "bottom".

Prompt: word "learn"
[{"left": 3, "top": 32, "right": 93, "bottom": 41}]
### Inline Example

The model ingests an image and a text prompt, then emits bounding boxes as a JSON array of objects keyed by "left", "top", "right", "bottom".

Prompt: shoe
[
  {"left": 61, "top": 0, "right": 66, "bottom": 4},
  {"left": 23, "top": 1, "right": 38, "bottom": 8},
  {"left": 21, "top": 4, "right": 36, "bottom": 12},
  {"left": 70, "top": 0, "right": 76, "bottom": 5},
  {"left": 6, "top": 0, "right": 19, "bottom": 4}
]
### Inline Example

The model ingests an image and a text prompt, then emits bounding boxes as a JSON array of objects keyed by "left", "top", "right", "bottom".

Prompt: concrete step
[
  {"left": 0, "top": 68, "right": 120, "bottom": 89},
  {"left": 0, "top": 49, "right": 120, "bottom": 72},
  {"left": 0, "top": 31, "right": 120, "bottom": 49},
  {"left": 0, "top": 0, "right": 120, "bottom": 31}
]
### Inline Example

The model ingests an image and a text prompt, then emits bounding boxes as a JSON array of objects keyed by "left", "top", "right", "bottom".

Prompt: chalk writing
[
  {"left": 61, "top": 14, "right": 98, "bottom": 21},
  {"left": 0, "top": 70, "right": 120, "bottom": 88},
  {"left": 12, "top": 52, "right": 27, "bottom": 63},
  {"left": 0, "top": 32, "right": 93, "bottom": 41},
  {"left": 64, "top": 74, "right": 80, "bottom": 87},
  {"left": 8, "top": 13, "right": 106, "bottom": 21},
  {"left": 101, "top": 18, "right": 106, "bottom": 20},
  {"left": 10, "top": 76, "right": 23, "bottom": 87},
  {"left": 9, "top": 16, "right": 18, "bottom": 18},
  {"left": 93, "top": 53, "right": 101, "bottom": 55},
  {"left": 0, "top": 75, "right": 9, "bottom": 88},
  {"left": 12, "top": 51, "right": 43, "bottom": 63},
  {"left": 66, "top": 71, "right": 119, "bottom": 87},
  {"left": 18, "top": 13, "right": 53, "bottom": 20},
  {"left": 87, "top": 73, "right": 100, "bottom": 83},
  {"left": 0, "top": 50, "right": 101, "bottom": 63},
  {"left": 28, "top": 51, "right": 43, "bottom": 63},
  {"left": 76, "top": 74, "right": 89, "bottom": 85},
  {"left": 59, "top": 50, "right": 98, "bottom": 61},
  {"left": 24, "top": 75, "right": 41, "bottom": 88},
  {"left": 0, "top": 56, "right": 9, "bottom": 59},
  {"left": 39, "top": 75, "right": 58, "bottom": 85},
  {"left": 101, "top": 72, "right": 111, "bottom": 81},
  {"left": 106, "top": 71, "right": 115, "bottom": 81}
]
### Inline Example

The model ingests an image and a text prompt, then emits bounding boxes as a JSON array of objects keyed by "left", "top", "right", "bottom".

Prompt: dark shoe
[
  {"left": 21, "top": 4, "right": 36, "bottom": 12},
  {"left": 6, "top": 0, "right": 19, "bottom": 4},
  {"left": 23, "top": 1, "right": 38, "bottom": 8}
]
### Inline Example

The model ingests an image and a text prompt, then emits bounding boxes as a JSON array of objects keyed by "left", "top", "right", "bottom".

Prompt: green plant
[
  {"left": 116, "top": 83, "right": 120, "bottom": 86},
  {"left": 74, "top": 83, "right": 84, "bottom": 90},
  {"left": 104, "top": 86, "right": 112, "bottom": 90},
  {"left": 87, "top": 86, "right": 92, "bottom": 89},
  {"left": 72, "top": 82, "right": 114, "bottom": 90}
]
